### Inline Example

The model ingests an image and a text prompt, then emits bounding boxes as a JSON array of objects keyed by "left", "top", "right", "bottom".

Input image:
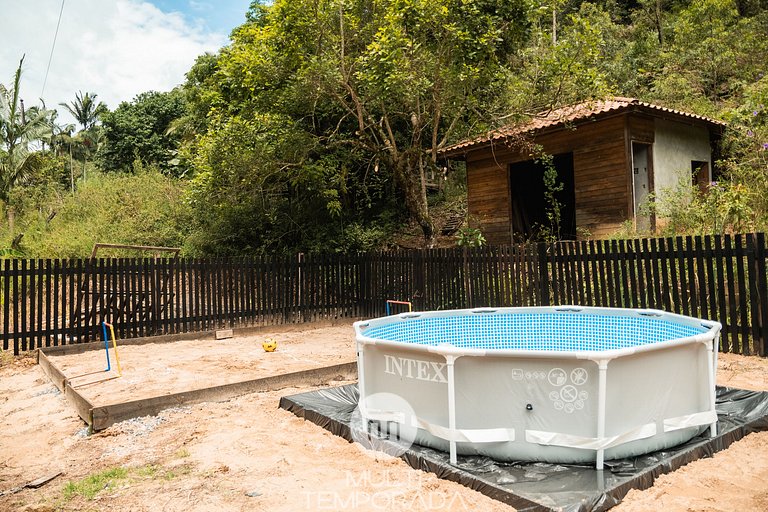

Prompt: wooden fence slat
[
  {"left": 747, "top": 234, "right": 761, "bottom": 356},
  {"left": 12, "top": 259, "right": 19, "bottom": 354},
  {"left": 37, "top": 259, "right": 44, "bottom": 349},
  {"left": 607, "top": 240, "right": 619, "bottom": 307},
  {"left": 51, "top": 259, "right": 59, "bottom": 347},
  {"left": 704, "top": 236, "right": 717, "bottom": 327},
  {"left": 756, "top": 233, "right": 768, "bottom": 356},
  {"left": 694, "top": 236, "right": 707, "bottom": 320},
  {"left": 0, "top": 260, "right": 10, "bottom": 355},
  {"left": 685, "top": 236, "right": 698, "bottom": 319},
  {"left": 3, "top": 235, "right": 768, "bottom": 357},
  {"left": 648, "top": 238, "right": 660, "bottom": 310},
  {"left": 724, "top": 235, "right": 738, "bottom": 352},
  {"left": 713, "top": 236, "right": 728, "bottom": 351},
  {"left": 20, "top": 259, "right": 28, "bottom": 352},
  {"left": 64, "top": 260, "right": 72, "bottom": 345},
  {"left": 735, "top": 234, "right": 750, "bottom": 355}
]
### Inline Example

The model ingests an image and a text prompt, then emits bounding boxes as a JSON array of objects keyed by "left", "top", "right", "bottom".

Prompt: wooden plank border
[
  {"left": 90, "top": 361, "right": 357, "bottom": 431},
  {"left": 38, "top": 349, "right": 95, "bottom": 426},
  {"left": 39, "top": 343, "right": 357, "bottom": 432}
]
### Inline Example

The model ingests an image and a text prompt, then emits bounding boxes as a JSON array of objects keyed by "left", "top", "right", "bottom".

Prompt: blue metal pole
[{"left": 102, "top": 321, "right": 111, "bottom": 372}]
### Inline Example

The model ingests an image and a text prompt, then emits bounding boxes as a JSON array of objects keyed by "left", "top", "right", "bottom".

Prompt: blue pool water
[{"left": 362, "top": 313, "right": 705, "bottom": 352}]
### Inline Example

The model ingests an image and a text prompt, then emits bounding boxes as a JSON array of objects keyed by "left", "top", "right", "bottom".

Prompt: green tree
[
  {"left": 203, "top": 0, "right": 530, "bottom": 245},
  {"left": 98, "top": 89, "right": 188, "bottom": 175},
  {"left": 59, "top": 91, "right": 108, "bottom": 184},
  {"left": 508, "top": 3, "right": 628, "bottom": 114},
  {"left": 0, "top": 57, "right": 53, "bottom": 203},
  {"left": 652, "top": 0, "right": 768, "bottom": 110},
  {"left": 59, "top": 91, "right": 107, "bottom": 132}
]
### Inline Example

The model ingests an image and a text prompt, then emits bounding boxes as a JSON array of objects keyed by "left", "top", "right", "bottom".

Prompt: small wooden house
[{"left": 441, "top": 98, "right": 725, "bottom": 244}]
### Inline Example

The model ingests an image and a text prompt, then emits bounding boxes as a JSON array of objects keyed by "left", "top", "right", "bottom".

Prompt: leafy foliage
[
  {"left": 5, "top": 0, "right": 768, "bottom": 255},
  {"left": 0, "top": 57, "right": 55, "bottom": 203},
  {"left": 59, "top": 91, "right": 107, "bottom": 131},
  {"left": 184, "top": 112, "right": 399, "bottom": 254},
  {"left": 183, "top": 0, "right": 531, "bottom": 251},
  {"left": 98, "top": 89, "right": 188, "bottom": 175},
  {"left": 642, "top": 178, "right": 755, "bottom": 236},
  {"left": 456, "top": 225, "right": 486, "bottom": 247},
  {"left": 3, "top": 166, "right": 189, "bottom": 258}
]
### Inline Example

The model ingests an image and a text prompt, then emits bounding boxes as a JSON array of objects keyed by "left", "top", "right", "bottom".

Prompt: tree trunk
[
  {"left": 654, "top": 0, "right": 664, "bottom": 45},
  {"left": 393, "top": 153, "right": 435, "bottom": 246},
  {"left": 7, "top": 207, "right": 14, "bottom": 238}
]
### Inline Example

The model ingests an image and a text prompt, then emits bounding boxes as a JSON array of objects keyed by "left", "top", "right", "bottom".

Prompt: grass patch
[
  {"left": 174, "top": 448, "right": 190, "bottom": 459},
  {"left": 134, "top": 463, "right": 189, "bottom": 481},
  {"left": 63, "top": 467, "right": 129, "bottom": 501},
  {"left": 134, "top": 464, "right": 160, "bottom": 478},
  {"left": 62, "top": 463, "right": 188, "bottom": 502}
]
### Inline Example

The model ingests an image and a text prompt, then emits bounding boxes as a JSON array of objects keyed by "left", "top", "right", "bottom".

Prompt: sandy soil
[
  {"left": 47, "top": 324, "right": 357, "bottom": 404},
  {"left": 1, "top": 329, "right": 768, "bottom": 512},
  {"left": 613, "top": 352, "right": 768, "bottom": 512}
]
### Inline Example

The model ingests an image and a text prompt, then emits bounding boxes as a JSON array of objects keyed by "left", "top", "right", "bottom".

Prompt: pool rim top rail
[{"left": 354, "top": 305, "right": 722, "bottom": 360}]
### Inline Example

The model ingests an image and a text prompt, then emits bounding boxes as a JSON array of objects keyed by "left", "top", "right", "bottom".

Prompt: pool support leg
[
  {"left": 707, "top": 336, "right": 718, "bottom": 437},
  {"left": 446, "top": 355, "right": 458, "bottom": 465},
  {"left": 596, "top": 359, "right": 609, "bottom": 470}
]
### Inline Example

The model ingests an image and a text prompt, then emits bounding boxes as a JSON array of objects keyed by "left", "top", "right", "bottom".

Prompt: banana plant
[{"left": 0, "top": 56, "right": 54, "bottom": 202}]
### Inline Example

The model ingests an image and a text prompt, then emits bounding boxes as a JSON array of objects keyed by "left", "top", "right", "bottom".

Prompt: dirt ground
[
  {"left": 1, "top": 325, "right": 768, "bottom": 512},
  {"left": 47, "top": 324, "right": 357, "bottom": 404}
]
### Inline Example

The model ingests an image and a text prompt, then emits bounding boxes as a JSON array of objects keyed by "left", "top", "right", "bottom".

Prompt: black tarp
[{"left": 279, "top": 385, "right": 768, "bottom": 512}]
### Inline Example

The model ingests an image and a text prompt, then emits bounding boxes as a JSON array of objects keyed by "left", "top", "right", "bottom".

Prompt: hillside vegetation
[{"left": 1, "top": 0, "right": 767, "bottom": 257}]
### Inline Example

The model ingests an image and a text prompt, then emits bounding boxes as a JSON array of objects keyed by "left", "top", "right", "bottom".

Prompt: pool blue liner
[
  {"left": 362, "top": 313, "right": 706, "bottom": 351},
  {"left": 279, "top": 384, "right": 768, "bottom": 512}
]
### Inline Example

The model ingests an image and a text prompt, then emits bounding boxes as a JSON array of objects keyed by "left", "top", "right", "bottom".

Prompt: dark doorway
[
  {"left": 509, "top": 153, "right": 576, "bottom": 241},
  {"left": 691, "top": 160, "right": 710, "bottom": 194}
]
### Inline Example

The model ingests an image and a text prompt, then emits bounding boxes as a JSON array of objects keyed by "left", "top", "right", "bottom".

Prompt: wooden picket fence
[{"left": 2, "top": 233, "right": 767, "bottom": 356}]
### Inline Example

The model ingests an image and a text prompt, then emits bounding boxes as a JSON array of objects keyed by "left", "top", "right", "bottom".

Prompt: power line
[{"left": 41, "top": 0, "right": 66, "bottom": 99}]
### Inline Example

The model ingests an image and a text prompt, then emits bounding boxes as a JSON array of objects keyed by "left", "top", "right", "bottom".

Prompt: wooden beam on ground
[
  {"left": 63, "top": 382, "right": 95, "bottom": 428},
  {"left": 0, "top": 471, "right": 62, "bottom": 497},
  {"left": 84, "top": 361, "right": 357, "bottom": 431},
  {"left": 35, "top": 320, "right": 355, "bottom": 358},
  {"left": 37, "top": 350, "right": 68, "bottom": 392},
  {"left": 38, "top": 330, "right": 216, "bottom": 357}
]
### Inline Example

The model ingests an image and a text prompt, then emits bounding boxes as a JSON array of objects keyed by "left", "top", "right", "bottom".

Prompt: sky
[{"left": 0, "top": 0, "right": 252, "bottom": 126}]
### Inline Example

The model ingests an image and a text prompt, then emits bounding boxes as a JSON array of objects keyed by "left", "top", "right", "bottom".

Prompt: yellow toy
[{"left": 262, "top": 338, "right": 278, "bottom": 352}]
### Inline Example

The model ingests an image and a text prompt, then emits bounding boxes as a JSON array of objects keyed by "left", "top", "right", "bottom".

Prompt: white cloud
[
  {"left": 0, "top": 0, "right": 227, "bottom": 126},
  {"left": 189, "top": 1, "right": 213, "bottom": 12}
]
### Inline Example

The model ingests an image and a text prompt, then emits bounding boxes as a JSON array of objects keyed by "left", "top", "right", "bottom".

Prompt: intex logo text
[{"left": 383, "top": 355, "right": 447, "bottom": 383}]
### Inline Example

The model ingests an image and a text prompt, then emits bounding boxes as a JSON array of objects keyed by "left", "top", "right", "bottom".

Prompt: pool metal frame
[{"left": 354, "top": 306, "right": 722, "bottom": 470}]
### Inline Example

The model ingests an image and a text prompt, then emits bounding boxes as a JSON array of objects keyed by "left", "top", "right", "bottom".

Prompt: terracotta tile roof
[{"left": 441, "top": 97, "right": 726, "bottom": 156}]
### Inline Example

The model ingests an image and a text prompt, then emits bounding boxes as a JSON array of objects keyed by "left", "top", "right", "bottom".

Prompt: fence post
[
  {"left": 413, "top": 249, "right": 426, "bottom": 311},
  {"left": 2, "top": 259, "right": 10, "bottom": 353},
  {"left": 755, "top": 233, "right": 768, "bottom": 356},
  {"left": 537, "top": 243, "right": 550, "bottom": 306},
  {"left": 463, "top": 247, "right": 472, "bottom": 307}
]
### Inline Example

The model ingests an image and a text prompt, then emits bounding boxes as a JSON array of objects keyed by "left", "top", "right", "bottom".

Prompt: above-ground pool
[{"left": 353, "top": 306, "right": 721, "bottom": 469}]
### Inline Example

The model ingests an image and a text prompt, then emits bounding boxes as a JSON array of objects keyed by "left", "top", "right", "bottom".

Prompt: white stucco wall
[{"left": 652, "top": 118, "right": 712, "bottom": 194}]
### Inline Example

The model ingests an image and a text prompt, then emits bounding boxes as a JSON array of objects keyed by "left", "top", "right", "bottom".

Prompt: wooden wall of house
[
  {"left": 465, "top": 152, "right": 511, "bottom": 246},
  {"left": 465, "top": 114, "right": 633, "bottom": 242}
]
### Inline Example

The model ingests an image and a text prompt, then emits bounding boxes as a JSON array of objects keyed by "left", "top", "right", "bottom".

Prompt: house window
[{"left": 691, "top": 161, "right": 710, "bottom": 193}]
